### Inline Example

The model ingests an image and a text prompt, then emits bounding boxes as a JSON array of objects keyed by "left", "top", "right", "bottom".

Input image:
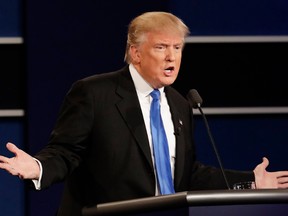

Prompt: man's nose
[{"left": 165, "top": 48, "right": 176, "bottom": 61}]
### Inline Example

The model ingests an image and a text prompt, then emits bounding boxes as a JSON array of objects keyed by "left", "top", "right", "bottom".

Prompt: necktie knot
[{"left": 150, "top": 89, "right": 160, "bottom": 100}]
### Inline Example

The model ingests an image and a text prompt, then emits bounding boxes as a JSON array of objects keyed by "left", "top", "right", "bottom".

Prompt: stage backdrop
[{"left": 25, "top": 1, "right": 288, "bottom": 216}]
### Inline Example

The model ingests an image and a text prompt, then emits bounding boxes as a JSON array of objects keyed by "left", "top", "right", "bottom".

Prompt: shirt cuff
[{"left": 32, "top": 158, "right": 43, "bottom": 190}]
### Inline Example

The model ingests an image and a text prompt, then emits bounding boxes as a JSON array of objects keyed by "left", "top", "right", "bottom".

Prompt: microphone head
[{"left": 187, "top": 89, "right": 203, "bottom": 108}]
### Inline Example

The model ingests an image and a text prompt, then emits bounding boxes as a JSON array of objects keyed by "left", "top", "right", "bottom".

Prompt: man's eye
[{"left": 156, "top": 45, "right": 166, "bottom": 50}]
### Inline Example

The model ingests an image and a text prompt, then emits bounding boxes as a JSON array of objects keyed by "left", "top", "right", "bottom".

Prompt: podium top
[{"left": 82, "top": 189, "right": 288, "bottom": 216}]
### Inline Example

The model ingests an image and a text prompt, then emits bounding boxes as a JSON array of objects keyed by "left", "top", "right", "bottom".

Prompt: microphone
[{"left": 187, "top": 89, "right": 231, "bottom": 190}]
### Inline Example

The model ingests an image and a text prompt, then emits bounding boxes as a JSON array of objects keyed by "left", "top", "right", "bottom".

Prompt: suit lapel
[
  {"left": 165, "top": 87, "right": 186, "bottom": 190},
  {"left": 114, "top": 68, "right": 154, "bottom": 169}
]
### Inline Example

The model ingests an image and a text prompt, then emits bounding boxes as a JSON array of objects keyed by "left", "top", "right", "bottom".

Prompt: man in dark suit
[{"left": 1, "top": 11, "right": 288, "bottom": 216}]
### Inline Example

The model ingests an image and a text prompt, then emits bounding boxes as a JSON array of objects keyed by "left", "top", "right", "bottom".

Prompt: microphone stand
[{"left": 196, "top": 103, "right": 231, "bottom": 190}]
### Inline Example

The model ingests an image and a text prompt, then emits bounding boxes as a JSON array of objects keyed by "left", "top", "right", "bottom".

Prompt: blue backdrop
[
  {"left": 1, "top": 0, "right": 287, "bottom": 215},
  {"left": 0, "top": 119, "right": 25, "bottom": 216}
]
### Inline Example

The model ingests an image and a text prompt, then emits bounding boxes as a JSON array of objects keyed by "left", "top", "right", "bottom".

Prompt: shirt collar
[{"left": 129, "top": 64, "right": 164, "bottom": 97}]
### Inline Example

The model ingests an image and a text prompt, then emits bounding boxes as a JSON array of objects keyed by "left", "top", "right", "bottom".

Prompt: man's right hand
[{"left": 0, "top": 142, "right": 40, "bottom": 180}]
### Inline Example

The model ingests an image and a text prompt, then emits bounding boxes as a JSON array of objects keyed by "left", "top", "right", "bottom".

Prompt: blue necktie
[{"left": 150, "top": 89, "right": 175, "bottom": 195}]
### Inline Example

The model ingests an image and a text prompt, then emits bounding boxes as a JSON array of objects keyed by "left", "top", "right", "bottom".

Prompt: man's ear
[{"left": 130, "top": 45, "right": 141, "bottom": 63}]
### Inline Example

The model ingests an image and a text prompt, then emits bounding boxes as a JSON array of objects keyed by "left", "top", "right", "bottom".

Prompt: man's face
[{"left": 131, "top": 31, "right": 184, "bottom": 89}]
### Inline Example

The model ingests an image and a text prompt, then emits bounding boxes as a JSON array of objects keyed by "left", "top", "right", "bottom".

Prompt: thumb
[
  {"left": 261, "top": 157, "right": 269, "bottom": 169},
  {"left": 6, "top": 142, "right": 20, "bottom": 155},
  {"left": 254, "top": 157, "right": 269, "bottom": 174}
]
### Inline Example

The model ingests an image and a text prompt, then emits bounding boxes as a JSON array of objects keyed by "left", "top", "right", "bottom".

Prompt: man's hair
[{"left": 124, "top": 11, "right": 190, "bottom": 63}]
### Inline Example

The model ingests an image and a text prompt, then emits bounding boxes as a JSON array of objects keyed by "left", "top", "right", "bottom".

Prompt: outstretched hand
[
  {"left": 253, "top": 157, "right": 288, "bottom": 189},
  {"left": 0, "top": 142, "right": 40, "bottom": 180}
]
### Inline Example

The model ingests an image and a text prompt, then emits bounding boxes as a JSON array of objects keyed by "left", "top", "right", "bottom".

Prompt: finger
[
  {"left": 277, "top": 182, "right": 288, "bottom": 189},
  {"left": 0, "top": 155, "right": 9, "bottom": 163},
  {"left": 275, "top": 171, "right": 288, "bottom": 178},
  {"left": 278, "top": 177, "right": 288, "bottom": 184},
  {"left": 0, "top": 162, "right": 17, "bottom": 175}
]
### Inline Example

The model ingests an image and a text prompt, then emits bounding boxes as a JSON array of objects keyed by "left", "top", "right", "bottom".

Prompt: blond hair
[{"left": 124, "top": 11, "right": 190, "bottom": 63}]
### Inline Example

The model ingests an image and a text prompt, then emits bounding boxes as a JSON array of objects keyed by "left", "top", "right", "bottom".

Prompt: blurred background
[{"left": 1, "top": 0, "right": 288, "bottom": 215}]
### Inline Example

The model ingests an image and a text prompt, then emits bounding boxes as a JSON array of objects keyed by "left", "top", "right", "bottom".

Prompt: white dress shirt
[{"left": 129, "top": 64, "right": 176, "bottom": 195}]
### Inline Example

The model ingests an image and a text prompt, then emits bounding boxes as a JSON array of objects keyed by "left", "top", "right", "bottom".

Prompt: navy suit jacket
[{"left": 34, "top": 65, "right": 254, "bottom": 215}]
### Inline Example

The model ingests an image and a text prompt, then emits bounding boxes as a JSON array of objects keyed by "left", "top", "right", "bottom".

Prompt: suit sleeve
[
  {"left": 189, "top": 161, "right": 255, "bottom": 190},
  {"left": 34, "top": 80, "right": 94, "bottom": 189}
]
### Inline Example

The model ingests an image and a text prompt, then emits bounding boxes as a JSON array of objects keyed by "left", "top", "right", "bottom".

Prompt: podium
[{"left": 82, "top": 189, "right": 288, "bottom": 216}]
